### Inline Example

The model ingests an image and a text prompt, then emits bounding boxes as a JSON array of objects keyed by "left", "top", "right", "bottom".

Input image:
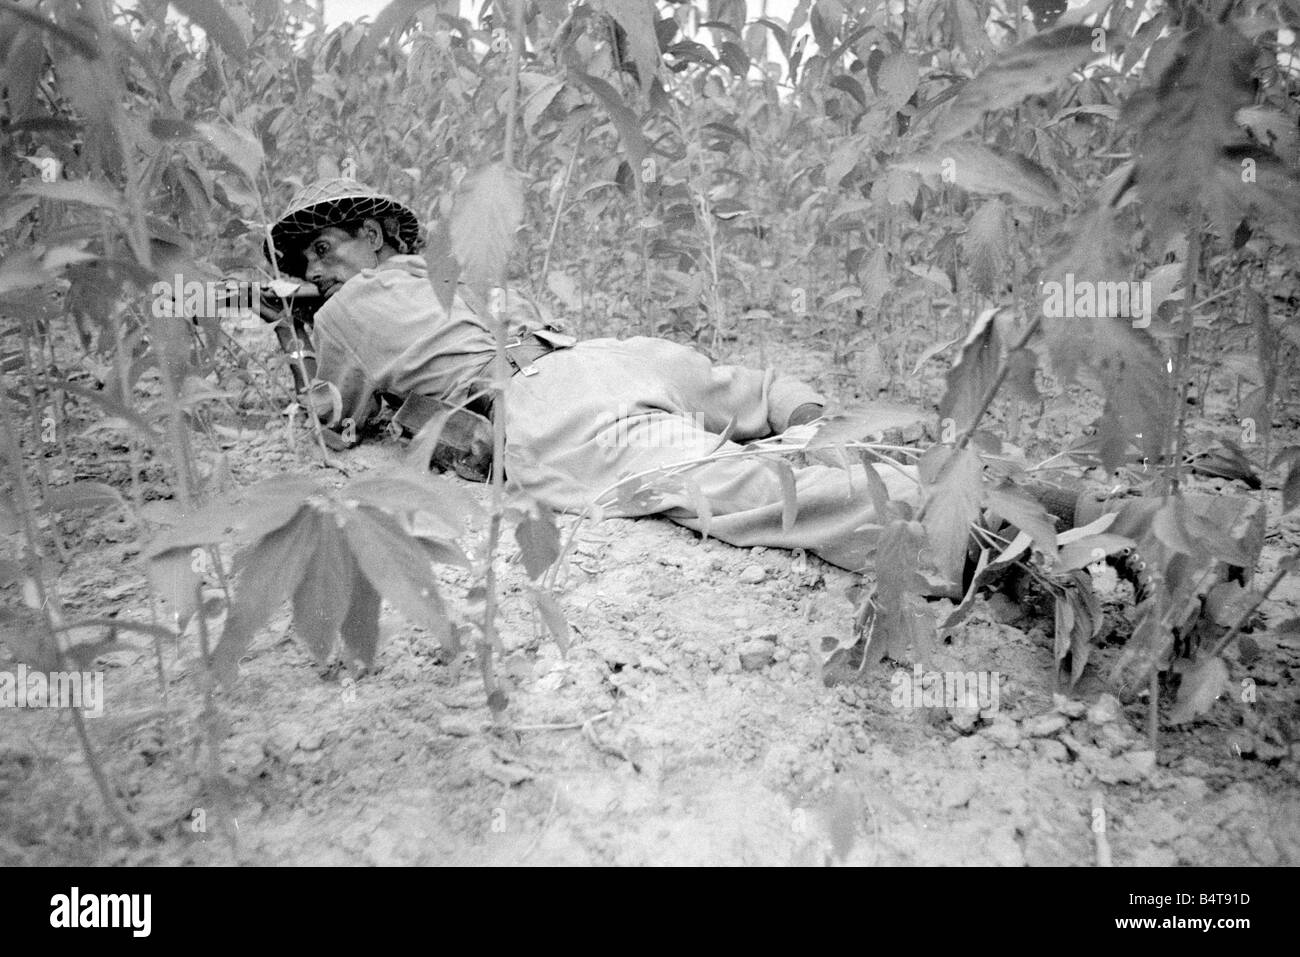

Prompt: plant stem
[
  {"left": 0, "top": 394, "right": 142, "bottom": 841},
  {"left": 538, "top": 127, "right": 586, "bottom": 295}
]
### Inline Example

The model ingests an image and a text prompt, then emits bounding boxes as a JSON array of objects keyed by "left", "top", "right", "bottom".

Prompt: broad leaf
[
  {"left": 984, "top": 483, "right": 1057, "bottom": 559},
  {"left": 212, "top": 506, "right": 319, "bottom": 680},
  {"left": 877, "top": 52, "right": 919, "bottom": 108},
  {"left": 515, "top": 508, "right": 561, "bottom": 580},
  {"left": 597, "top": 0, "right": 661, "bottom": 94},
  {"left": 896, "top": 143, "right": 1060, "bottom": 208},
  {"left": 146, "top": 477, "right": 318, "bottom": 557},
  {"left": 939, "top": 308, "right": 1003, "bottom": 437},
  {"left": 422, "top": 218, "right": 460, "bottom": 315},
  {"left": 170, "top": 0, "right": 249, "bottom": 61},
  {"left": 145, "top": 548, "right": 200, "bottom": 630},
  {"left": 1058, "top": 533, "right": 1135, "bottom": 571},
  {"left": 291, "top": 521, "right": 355, "bottom": 663},
  {"left": 964, "top": 199, "right": 1007, "bottom": 295},
  {"left": 339, "top": 553, "right": 382, "bottom": 668},
  {"left": 450, "top": 161, "right": 525, "bottom": 290},
  {"left": 342, "top": 505, "right": 451, "bottom": 644},
  {"left": 43, "top": 481, "right": 128, "bottom": 515},
  {"left": 868, "top": 519, "right": 936, "bottom": 662},
  {"left": 921, "top": 445, "right": 984, "bottom": 584},
  {"left": 570, "top": 70, "right": 650, "bottom": 168},
  {"left": 1278, "top": 448, "right": 1300, "bottom": 513},
  {"left": 196, "top": 120, "right": 264, "bottom": 188},
  {"left": 529, "top": 587, "right": 571, "bottom": 653},
  {"left": 346, "top": 474, "right": 480, "bottom": 536},
  {"left": 929, "top": 25, "right": 1102, "bottom": 144},
  {"left": 18, "top": 179, "right": 123, "bottom": 211},
  {"left": 1124, "top": 25, "right": 1256, "bottom": 246}
]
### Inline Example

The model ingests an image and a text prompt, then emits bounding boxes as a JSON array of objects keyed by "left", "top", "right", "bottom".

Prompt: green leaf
[
  {"left": 521, "top": 72, "right": 564, "bottom": 130},
  {"left": 717, "top": 40, "right": 750, "bottom": 78},
  {"left": 145, "top": 548, "right": 200, "bottom": 630},
  {"left": 169, "top": 0, "right": 249, "bottom": 61},
  {"left": 828, "top": 74, "right": 866, "bottom": 109},
  {"left": 450, "top": 161, "right": 525, "bottom": 290},
  {"left": 928, "top": 24, "right": 1101, "bottom": 144},
  {"left": 342, "top": 505, "right": 451, "bottom": 644},
  {"left": 43, "top": 481, "right": 128, "bottom": 515},
  {"left": 876, "top": 52, "right": 919, "bottom": 108},
  {"left": 528, "top": 587, "right": 571, "bottom": 653},
  {"left": 1040, "top": 211, "right": 1173, "bottom": 472},
  {"left": 17, "top": 179, "right": 123, "bottom": 211},
  {"left": 1052, "top": 586, "right": 1074, "bottom": 663},
  {"left": 422, "top": 218, "right": 460, "bottom": 315},
  {"left": 0, "top": 3, "right": 99, "bottom": 59},
  {"left": 360, "top": 0, "right": 426, "bottom": 56},
  {"left": 196, "top": 120, "right": 264, "bottom": 188},
  {"left": 145, "top": 477, "right": 318, "bottom": 557},
  {"left": 868, "top": 519, "right": 936, "bottom": 662},
  {"left": 291, "top": 520, "right": 354, "bottom": 664},
  {"left": 896, "top": 143, "right": 1060, "bottom": 208},
  {"left": 859, "top": 451, "right": 895, "bottom": 519},
  {"left": 212, "top": 507, "right": 319, "bottom": 681},
  {"left": 984, "top": 483, "right": 1057, "bottom": 558},
  {"left": 939, "top": 308, "right": 1003, "bottom": 437},
  {"left": 339, "top": 554, "right": 382, "bottom": 668},
  {"left": 597, "top": 0, "right": 661, "bottom": 94},
  {"left": 0, "top": 195, "right": 39, "bottom": 232},
  {"left": 1281, "top": 455, "right": 1300, "bottom": 514},
  {"left": 515, "top": 508, "right": 560, "bottom": 580},
  {"left": 964, "top": 199, "right": 1007, "bottom": 296},
  {"left": 1123, "top": 25, "right": 1257, "bottom": 247},
  {"left": 1058, "top": 533, "right": 1135, "bottom": 571},
  {"left": 571, "top": 70, "right": 649, "bottom": 169},
  {"left": 753, "top": 18, "right": 791, "bottom": 60},
  {"left": 921, "top": 445, "right": 985, "bottom": 584},
  {"left": 345, "top": 474, "right": 479, "bottom": 536}
]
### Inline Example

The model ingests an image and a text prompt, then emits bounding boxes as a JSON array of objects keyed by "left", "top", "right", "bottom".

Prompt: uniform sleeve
[{"left": 766, "top": 373, "right": 825, "bottom": 433}]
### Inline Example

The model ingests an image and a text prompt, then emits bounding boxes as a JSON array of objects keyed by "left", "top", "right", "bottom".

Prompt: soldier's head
[{"left": 266, "top": 179, "right": 422, "bottom": 297}]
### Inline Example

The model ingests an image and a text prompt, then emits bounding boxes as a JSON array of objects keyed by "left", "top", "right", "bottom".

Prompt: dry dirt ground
[{"left": 3, "top": 341, "right": 1300, "bottom": 866}]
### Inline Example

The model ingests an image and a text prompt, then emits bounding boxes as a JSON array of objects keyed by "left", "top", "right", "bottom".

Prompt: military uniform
[{"left": 312, "top": 255, "right": 917, "bottom": 573}]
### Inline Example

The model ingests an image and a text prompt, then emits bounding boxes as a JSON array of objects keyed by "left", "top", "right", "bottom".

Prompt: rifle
[{"left": 253, "top": 280, "right": 322, "bottom": 395}]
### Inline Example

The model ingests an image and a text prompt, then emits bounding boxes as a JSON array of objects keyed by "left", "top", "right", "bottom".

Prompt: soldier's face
[{"left": 301, "top": 221, "right": 384, "bottom": 297}]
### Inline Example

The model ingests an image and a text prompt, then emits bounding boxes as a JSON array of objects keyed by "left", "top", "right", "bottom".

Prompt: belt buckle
[{"left": 520, "top": 364, "right": 539, "bottom": 377}]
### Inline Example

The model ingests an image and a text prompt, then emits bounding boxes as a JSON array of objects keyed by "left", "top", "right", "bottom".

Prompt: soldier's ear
[{"left": 359, "top": 218, "right": 385, "bottom": 252}]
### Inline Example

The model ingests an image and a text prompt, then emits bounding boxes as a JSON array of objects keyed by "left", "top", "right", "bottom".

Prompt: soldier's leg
[{"left": 583, "top": 406, "right": 919, "bottom": 573}]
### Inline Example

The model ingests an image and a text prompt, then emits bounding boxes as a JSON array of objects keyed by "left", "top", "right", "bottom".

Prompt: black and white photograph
[{"left": 0, "top": 0, "right": 1297, "bottom": 887}]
